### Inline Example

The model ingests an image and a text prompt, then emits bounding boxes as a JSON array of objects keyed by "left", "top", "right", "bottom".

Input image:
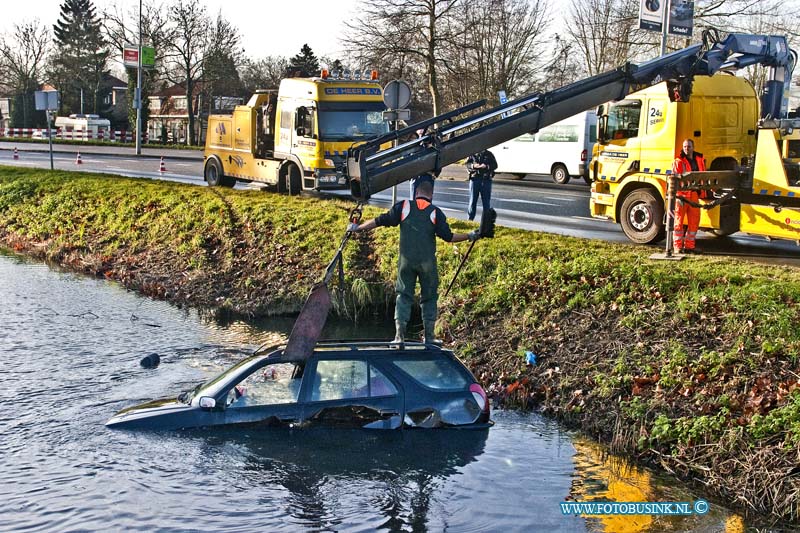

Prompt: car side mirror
[{"left": 199, "top": 396, "right": 216, "bottom": 409}]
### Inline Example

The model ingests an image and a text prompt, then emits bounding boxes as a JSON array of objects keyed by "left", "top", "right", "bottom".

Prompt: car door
[
  {"left": 301, "top": 357, "right": 404, "bottom": 429},
  {"left": 221, "top": 361, "right": 304, "bottom": 427}
]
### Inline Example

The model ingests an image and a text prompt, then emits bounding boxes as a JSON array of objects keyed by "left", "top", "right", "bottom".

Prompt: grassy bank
[{"left": 1, "top": 166, "right": 798, "bottom": 524}]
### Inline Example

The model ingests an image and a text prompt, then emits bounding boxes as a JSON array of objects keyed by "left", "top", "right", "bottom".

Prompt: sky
[{"left": 1, "top": 0, "right": 360, "bottom": 62}]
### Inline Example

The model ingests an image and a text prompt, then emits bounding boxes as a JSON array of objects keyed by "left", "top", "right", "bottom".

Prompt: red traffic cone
[
  {"left": 159, "top": 156, "right": 166, "bottom": 172},
  {"left": 75, "top": 152, "right": 83, "bottom": 165},
  {"left": 13, "top": 147, "right": 19, "bottom": 160}
]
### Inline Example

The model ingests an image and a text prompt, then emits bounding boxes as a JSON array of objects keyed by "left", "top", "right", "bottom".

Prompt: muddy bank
[{"left": 1, "top": 168, "right": 799, "bottom": 525}]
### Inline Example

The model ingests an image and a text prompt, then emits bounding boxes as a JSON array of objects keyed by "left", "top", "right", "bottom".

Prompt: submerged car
[{"left": 106, "top": 341, "right": 492, "bottom": 431}]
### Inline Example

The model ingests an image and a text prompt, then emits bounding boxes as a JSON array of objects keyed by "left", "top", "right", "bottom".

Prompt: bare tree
[
  {"left": 445, "top": 0, "right": 549, "bottom": 106},
  {"left": 345, "top": 0, "right": 463, "bottom": 116},
  {"left": 564, "top": 0, "right": 648, "bottom": 77},
  {"left": 0, "top": 20, "right": 51, "bottom": 127},
  {"left": 539, "top": 34, "right": 584, "bottom": 91},
  {"left": 103, "top": 0, "right": 173, "bottom": 67},
  {"left": 102, "top": 0, "right": 173, "bottom": 131},
  {"left": 163, "top": 0, "right": 211, "bottom": 146},
  {"left": 240, "top": 56, "right": 289, "bottom": 92}
]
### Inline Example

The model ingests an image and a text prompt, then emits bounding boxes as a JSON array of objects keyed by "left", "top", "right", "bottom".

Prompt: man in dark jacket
[
  {"left": 348, "top": 176, "right": 480, "bottom": 344},
  {"left": 466, "top": 149, "right": 498, "bottom": 220}
]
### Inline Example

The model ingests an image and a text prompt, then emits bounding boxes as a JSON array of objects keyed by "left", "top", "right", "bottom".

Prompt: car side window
[
  {"left": 369, "top": 366, "right": 398, "bottom": 397},
  {"left": 311, "top": 360, "right": 368, "bottom": 401},
  {"left": 226, "top": 362, "right": 302, "bottom": 408},
  {"left": 393, "top": 357, "right": 468, "bottom": 389}
]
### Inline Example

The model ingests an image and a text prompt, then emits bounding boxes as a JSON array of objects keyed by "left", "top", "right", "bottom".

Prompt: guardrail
[{"left": 0, "top": 128, "right": 149, "bottom": 143}]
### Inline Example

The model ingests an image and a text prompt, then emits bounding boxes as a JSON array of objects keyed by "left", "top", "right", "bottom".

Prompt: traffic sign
[
  {"left": 383, "top": 80, "right": 411, "bottom": 110},
  {"left": 34, "top": 90, "right": 59, "bottom": 111}
]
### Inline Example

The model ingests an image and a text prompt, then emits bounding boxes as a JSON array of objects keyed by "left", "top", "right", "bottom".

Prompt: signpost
[
  {"left": 383, "top": 80, "right": 412, "bottom": 203},
  {"left": 639, "top": 0, "right": 694, "bottom": 55},
  {"left": 34, "top": 90, "right": 58, "bottom": 170}
]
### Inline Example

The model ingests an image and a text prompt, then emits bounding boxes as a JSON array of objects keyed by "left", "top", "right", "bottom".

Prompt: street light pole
[{"left": 135, "top": 0, "right": 143, "bottom": 155}]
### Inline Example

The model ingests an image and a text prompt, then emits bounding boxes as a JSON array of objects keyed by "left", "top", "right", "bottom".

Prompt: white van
[
  {"left": 492, "top": 110, "right": 597, "bottom": 184},
  {"left": 54, "top": 114, "right": 111, "bottom": 140}
]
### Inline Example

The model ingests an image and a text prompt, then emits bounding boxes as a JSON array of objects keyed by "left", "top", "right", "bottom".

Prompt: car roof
[
  {"left": 197, "top": 341, "right": 464, "bottom": 400},
  {"left": 258, "top": 340, "right": 456, "bottom": 364}
]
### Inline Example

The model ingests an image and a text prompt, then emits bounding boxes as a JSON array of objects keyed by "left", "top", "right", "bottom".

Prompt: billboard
[
  {"left": 639, "top": 0, "right": 665, "bottom": 32},
  {"left": 668, "top": 0, "right": 694, "bottom": 37}
]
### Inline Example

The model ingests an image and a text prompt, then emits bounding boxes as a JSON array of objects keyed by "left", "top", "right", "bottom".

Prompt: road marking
[
  {"left": 544, "top": 196, "right": 580, "bottom": 202},
  {"left": 498, "top": 197, "right": 561, "bottom": 207}
]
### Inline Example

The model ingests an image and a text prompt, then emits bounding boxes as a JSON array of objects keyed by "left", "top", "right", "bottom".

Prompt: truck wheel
[
  {"left": 620, "top": 189, "right": 665, "bottom": 244},
  {"left": 204, "top": 158, "right": 224, "bottom": 187},
  {"left": 551, "top": 164, "right": 570, "bottom": 184},
  {"left": 511, "top": 173, "right": 527, "bottom": 180},
  {"left": 708, "top": 229, "right": 735, "bottom": 238},
  {"left": 287, "top": 165, "right": 302, "bottom": 195}
]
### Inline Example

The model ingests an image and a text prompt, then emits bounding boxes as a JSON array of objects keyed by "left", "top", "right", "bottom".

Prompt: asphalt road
[{"left": 2, "top": 142, "right": 800, "bottom": 265}]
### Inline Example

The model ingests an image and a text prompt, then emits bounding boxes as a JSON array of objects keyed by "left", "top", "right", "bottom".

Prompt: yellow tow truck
[
  {"left": 204, "top": 70, "right": 388, "bottom": 193},
  {"left": 590, "top": 73, "right": 800, "bottom": 245}
]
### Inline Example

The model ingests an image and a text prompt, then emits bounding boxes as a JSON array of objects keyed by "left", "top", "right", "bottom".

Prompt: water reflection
[
  {"left": 192, "top": 428, "right": 488, "bottom": 530},
  {"left": 569, "top": 437, "right": 745, "bottom": 532}
]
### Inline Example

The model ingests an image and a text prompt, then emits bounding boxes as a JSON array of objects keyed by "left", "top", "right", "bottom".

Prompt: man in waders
[{"left": 348, "top": 175, "right": 480, "bottom": 344}]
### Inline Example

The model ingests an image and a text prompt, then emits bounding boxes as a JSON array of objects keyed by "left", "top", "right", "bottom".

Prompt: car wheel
[
  {"left": 287, "top": 164, "right": 302, "bottom": 195},
  {"left": 620, "top": 188, "right": 665, "bottom": 244},
  {"left": 511, "top": 173, "right": 526, "bottom": 180},
  {"left": 204, "top": 158, "right": 223, "bottom": 187},
  {"left": 551, "top": 164, "right": 570, "bottom": 184}
]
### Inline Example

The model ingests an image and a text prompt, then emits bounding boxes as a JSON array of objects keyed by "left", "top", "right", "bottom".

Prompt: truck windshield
[
  {"left": 602, "top": 100, "right": 642, "bottom": 141},
  {"left": 317, "top": 102, "right": 388, "bottom": 140}
]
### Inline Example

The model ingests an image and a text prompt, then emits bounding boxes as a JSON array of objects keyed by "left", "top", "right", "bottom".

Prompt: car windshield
[
  {"left": 179, "top": 354, "right": 271, "bottom": 404},
  {"left": 225, "top": 362, "right": 303, "bottom": 408},
  {"left": 317, "top": 103, "right": 388, "bottom": 140}
]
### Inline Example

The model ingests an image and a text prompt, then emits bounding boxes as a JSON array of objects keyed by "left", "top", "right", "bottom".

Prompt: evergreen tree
[
  {"left": 287, "top": 44, "right": 320, "bottom": 78},
  {"left": 50, "top": 0, "right": 110, "bottom": 115}
]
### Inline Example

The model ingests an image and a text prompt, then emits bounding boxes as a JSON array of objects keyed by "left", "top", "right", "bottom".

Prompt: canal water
[{"left": 0, "top": 250, "right": 750, "bottom": 532}]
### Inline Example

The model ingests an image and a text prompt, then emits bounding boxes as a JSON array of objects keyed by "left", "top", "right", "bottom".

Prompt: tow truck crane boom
[{"left": 346, "top": 31, "right": 794, "bottom": 200}]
